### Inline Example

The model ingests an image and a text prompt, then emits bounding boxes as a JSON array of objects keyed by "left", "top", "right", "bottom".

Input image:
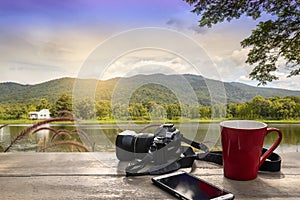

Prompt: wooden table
[{"left": 0, "top": 152, "right": 299, "bottom": 199}]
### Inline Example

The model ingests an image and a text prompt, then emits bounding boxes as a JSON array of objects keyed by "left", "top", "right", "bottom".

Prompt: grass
[
  {"left": 3, "top": 116, "right": 76, "bottom": 152},
  {"left": 261, "top": 119, "right": 300, "bottom": 124},
  {"left": 1, "top": 111, "right": 93, "bottom": 153}
]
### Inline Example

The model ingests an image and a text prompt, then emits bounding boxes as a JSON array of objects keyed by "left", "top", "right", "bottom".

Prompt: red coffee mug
[{"left": 220, "top": 120, "right": 282, "bottom": 180}]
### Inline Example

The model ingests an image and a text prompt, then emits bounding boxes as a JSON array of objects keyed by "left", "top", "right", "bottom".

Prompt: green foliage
[
  {"left": 74, "top": 98, "right": 96, "bottom": 120},
  {"left": 211, "top": 104, "right": 226, "bottom": 119},
  {"left": 185, "top": 0, "right": 300, "bottom": 85},
  {"left": 165, "top": 103, "right": 182, "bottom": 120},
  {"left": 199, "top": 106, "right": 211, "bottom": 119},
  {"left": 0, "top": 95, "right": 299, "bottom": 121},
  {"left": 129, "top": 84, "right": 179, "bottom": 105},
  {"left": 95, "top": 100, "right": 112, "bottom": 119},
  {"left": 129, "top": 103, "right": 149, "bottom": 120},
  {"left": 0, "top": 104, "right": 27, "bottom": 120},
  {"left": 0, "top": 75, "right": 300, "bottom": 121},
  {"left": 148, "top": 102, "right": 167, "bottom": 120},
  {"left": 36, "top": 98, "right": 51, "bottom": 111},
  {"left": 112, "top": 103, "right": 130, "bottom": 120},
  {"left": 189, "top": 106, "right": 200, "bottom": 119},
  {"left": 227, "top": 96, "right": 300, "bottom": 120},
  {"left": 1, "top": 75, "right": 300, "bottom": 105},
  {"left": 52, "top": 94, "right": 73, "bottom": 117},
  {"left": 2, "top": 114, "right": 89, "bottom": 152}
]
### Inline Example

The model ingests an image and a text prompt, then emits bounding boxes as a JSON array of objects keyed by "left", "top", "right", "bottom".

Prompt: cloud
[
  {"left": 0, "top": 0, "right": 297, "bottom": 91},
  {"left": 0, "top": 30, "right": 75, "bottom": 62},
  {"left": 212, "top": 47, "right": 249, "bottom": 66},
  {"left": 269, "top": 76, "right": 300, "bottom": 91},
  {"left": 37, "top": 41, "right": 73, "bottom": 57},
  {"left": 263, "top": 70, "right": 300, "bottom": 90},
  {"left": 230, "top": 48, "right": 249, "bottom": 66},
  {"left": 232, "top": 60, "right": 300, "bottom": 91},
  {"left": 166, "top": 18, "right": 183, "bottom": 27},
  {"left": 188, "top": 24, "right": 207, "bottom": 34},
  {"left": 8, "top": 61, "right": 65, "bottom": 72},
  {"left": 237, "top": 75, "right": 251, "bottom": 82},
  {"left": 209, "top": 48, "right": 254, "bottom": 83},
  {"left": 101, "top": 53, "right": 197, "bottom": 80},
  {"left": 166, "top": 18, "right": 207, "bottom": 34},
  {"left": 0, "top": 30, "right": 85, "bottom": 84}
]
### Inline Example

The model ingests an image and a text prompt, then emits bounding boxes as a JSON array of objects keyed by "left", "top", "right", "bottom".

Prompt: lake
[{"left": 0, "top": 123, "right": 299, "bottom": 152}]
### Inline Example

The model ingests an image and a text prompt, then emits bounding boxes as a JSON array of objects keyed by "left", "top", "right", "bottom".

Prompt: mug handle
[{"left": 259, "top": 128, "right": 282, "bottom": 168}]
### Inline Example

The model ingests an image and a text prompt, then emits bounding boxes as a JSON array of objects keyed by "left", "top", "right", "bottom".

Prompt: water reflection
[
  {"left": 264, "top": 123, "right": 300, "bottom": 153},
  {"left": 0, "top": 126, "right": 9, "bottom": 151},
  {"left": 0, "top": 123, "right": 299, "bottom": 152}
]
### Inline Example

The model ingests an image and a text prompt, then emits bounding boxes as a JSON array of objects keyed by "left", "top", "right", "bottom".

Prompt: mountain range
[{"left": 0, "top": 74, "right": 300, "bottom": 105}]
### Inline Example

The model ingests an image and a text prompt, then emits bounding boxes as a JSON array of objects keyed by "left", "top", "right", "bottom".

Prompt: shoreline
[{"left": 1, "top": 119, "right": 300, "bottom": 125}]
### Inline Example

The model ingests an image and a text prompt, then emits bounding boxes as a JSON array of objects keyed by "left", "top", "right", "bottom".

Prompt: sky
[{"left": 0, "top": 0, "right": 299, "bottom": 90}]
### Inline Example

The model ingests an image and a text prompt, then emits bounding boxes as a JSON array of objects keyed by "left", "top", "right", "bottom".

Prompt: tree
[
  {"left": 36, "top": 98, "right": 51, "bottom": 111},
  {"left": 146, "top": 101, "right": 166, "bottom": 120},
  {"left": 112, "top": 104, "right": 130, "bottom": 120},
  {"left": 199, "top": 106, "right": 211, "bottom": 119},
  {"left": 0, "top": 104, "right": 27, "bottom": 120},
  {"left": 189, "top": 106, "right": 200, "bottom": 119},
  {"left": 128, "top": 103, "right": 148, "bottom": 120},
  {"left": 185, "top": 0, "right": 300, "bottom": 85},
  {"left": 74, "top": 98, "right": 96, "bottom": 120},
  {"left": 246, "top": 96, "right": 273, "bottom": 119},
  {"left": 96, "top": 100, "right": 112, "bottom": 119},
  {"left": 270, "top": 97, "right": 296, "bottom": 119},
  {"left": 211, "top": 104, "right": 226, "bottom": 119},
  {"left": 226, "top": 103, "right": 237, "bottom": 118},
  {"left": 53, "top": 94, "right": 72, "bottom": 116},
  {"left": 165, "top": 103, "right": 181, "bottom": 120}
]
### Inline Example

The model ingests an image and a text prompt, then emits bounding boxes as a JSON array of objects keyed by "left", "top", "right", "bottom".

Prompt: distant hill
[
  {"left": 228, "top": 82, "right": 300, "bottom": 98},
  {"left": 0, "top": 74, "right": 300, "bottom": 105}
]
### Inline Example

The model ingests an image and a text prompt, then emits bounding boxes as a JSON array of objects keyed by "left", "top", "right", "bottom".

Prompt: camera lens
[
  {"left": 134, "top": 134, "right": 155, "bottom": 158},
  {"left": 116, "top": 131, "right": 136, "bottom": 161},
  {"left": 116, "top": 131, "right": 155, "bottom": 161}
]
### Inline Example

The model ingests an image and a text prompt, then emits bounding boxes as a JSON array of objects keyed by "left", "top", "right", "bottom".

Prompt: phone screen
[{"left": 153, "top": 172, "right": 233, "bottom": 200}]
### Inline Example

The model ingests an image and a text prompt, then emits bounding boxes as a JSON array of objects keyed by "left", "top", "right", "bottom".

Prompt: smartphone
[{"left": 152, "top": 171, "right": 234, "bottom": 200}]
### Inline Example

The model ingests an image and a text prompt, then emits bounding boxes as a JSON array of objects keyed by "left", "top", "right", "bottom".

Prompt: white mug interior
[{"left": 220, "top": 120, "right": 267, "bottom": 130}]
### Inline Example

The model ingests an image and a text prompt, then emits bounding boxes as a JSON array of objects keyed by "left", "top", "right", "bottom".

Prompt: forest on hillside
[
  {"left": 2, "top": 75, "right": 300, "bottom": 106},
  {"left": 0, "top": 94, "right": 299, "bottom": 121}
]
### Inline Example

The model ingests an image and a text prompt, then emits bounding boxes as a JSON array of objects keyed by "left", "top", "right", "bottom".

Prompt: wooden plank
[
  {"left": 0, "top": 176, "right": 174, "bottom": 200},
  {"left": 0, "top": 152, "right": 299, "bottom": 199},
  {"left": 0, "top": 174, "right": 299, "bottom": 199}
]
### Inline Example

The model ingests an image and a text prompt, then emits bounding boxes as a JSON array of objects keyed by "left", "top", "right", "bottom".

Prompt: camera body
[{"left": 116, "top": 124, "right": 182, "bottom": 164}]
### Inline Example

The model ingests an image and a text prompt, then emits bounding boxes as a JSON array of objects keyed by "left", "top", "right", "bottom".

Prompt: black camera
[{"left": 116, "top": 124, "right": 182, "bottom": 164}]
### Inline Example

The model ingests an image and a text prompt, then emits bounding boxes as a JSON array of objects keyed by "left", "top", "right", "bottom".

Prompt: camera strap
[
  {"left": 180, "top": 137, "right": 282, "bottom": 172},
  {"left": 195, "top": 149, "right": 281, "bottom": 172},
  {"left": 125, "top": 136, "right": 281, "bottom": 176},
  {"left": 125, "top": 151, "right": 281, "bottom": 176},
  {"left": 125, "top": 135, "right": 210, "bottom": 176},
  {"left": 126, "top": 146, "right": 195, "bottom": 176}
]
